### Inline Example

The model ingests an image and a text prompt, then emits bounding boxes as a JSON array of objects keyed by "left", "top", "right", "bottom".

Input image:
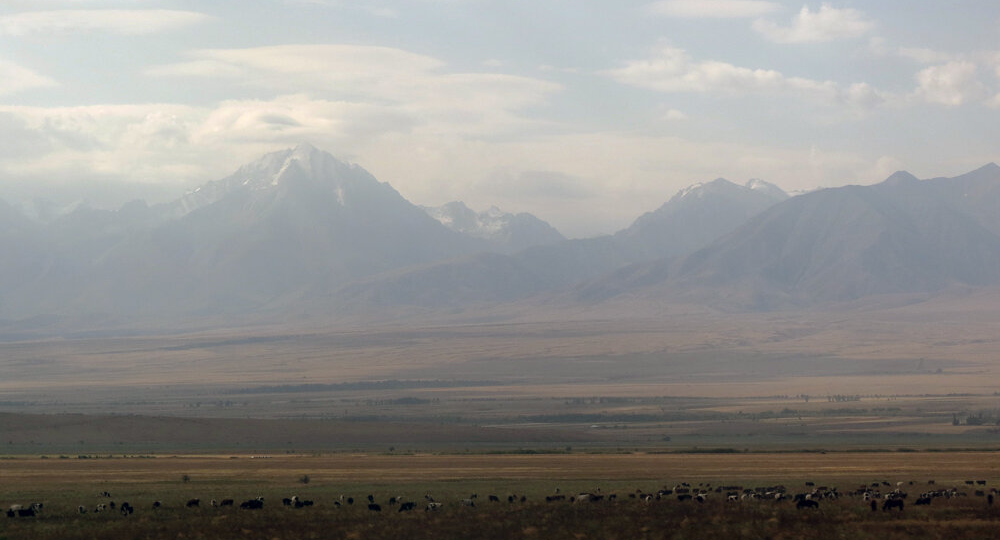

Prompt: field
[
  {"left": 2, "top": 453, "right": 1000, "bottom": 539},
  {"left": 2, "top": 301, "right": 1000, "bottom": 537}
]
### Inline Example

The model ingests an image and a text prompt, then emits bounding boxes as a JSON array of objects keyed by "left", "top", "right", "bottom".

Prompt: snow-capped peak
[
  {"left": 163, "top": 144, "right": 377, "bottom": 218},
  {"left": 745, "top": 178, "right": 788, "bottom": 199}
]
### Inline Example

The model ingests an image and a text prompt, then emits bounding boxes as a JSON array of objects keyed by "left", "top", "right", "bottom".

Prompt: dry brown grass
[{"left": 2, "top": 452, "right": 998, "bottom": 485}]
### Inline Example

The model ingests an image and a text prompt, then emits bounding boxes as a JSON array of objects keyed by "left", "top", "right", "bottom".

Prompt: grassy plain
[{"left": 2, "top": 453, "right": 1000, "bottom": 539}]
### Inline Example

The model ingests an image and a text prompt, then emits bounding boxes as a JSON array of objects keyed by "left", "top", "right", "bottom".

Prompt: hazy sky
[{"left": 1, "top": 1, "right": 999, "bottom": 236}]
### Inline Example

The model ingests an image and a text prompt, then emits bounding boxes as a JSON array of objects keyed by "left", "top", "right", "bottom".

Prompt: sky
[{"left": 1, "top": 1, "right": 999, "bottom": 237}]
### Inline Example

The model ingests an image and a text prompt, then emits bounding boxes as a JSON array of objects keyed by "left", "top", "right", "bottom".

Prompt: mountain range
[{"left": 2, "top": 143, "right": 998, "bottom": 335}]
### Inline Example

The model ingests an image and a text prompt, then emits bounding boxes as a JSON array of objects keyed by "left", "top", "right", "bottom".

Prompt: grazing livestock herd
[{"left": 3, "top": 478, "right": 996, "bottom": 524}]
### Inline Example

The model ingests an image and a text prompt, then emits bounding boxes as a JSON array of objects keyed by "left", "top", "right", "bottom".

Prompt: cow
[
  {"left": 240, "top": 499, "right": 264, "bottom": 510},
  {"left": 488, "top": 495, "right": 500, "bottom": 503},
  {"left": 294, "top": 500, "right": 313, "bottom": 508},
  {"left": 152, "top": 501, "right": 162, "bottom": 509},
  {"left": 220, "top": 499, "right": 234, "bottom": 507},
  {"left": 883, "top": 499, "right": 904, "bottom": 512},
  {"left": 915, "top": 497, "right": 932, "bottom": 506},
  {"left": 461, "top": 499, "right": 476, "bottom": 507},
  {"left": 282, "top": 498, "right": 293, "bottom": 506},
  {"left": 677, "top": 494, "right": 692, "bottom": 502},
  {"left": 78, "top": 505, "right": 87, "bottom": 514},
  {"left": 186, "top": 498, "right": 200, "bottom": 508},
  {"left": 796, "top": 499, "right": 819, "bottom": 509},
  {"left": 17, "top": 508, "right": 36, "bottom": 517},
  {"left": 120, "top": 502, "right": 134, "bottom": 516},
  {"left": 398, "top": 502, "right": 416, "bottom": 512},
  {"left": 425, "top": 502, "right": 443, "bottom": 511},
  {"left": 368, "top": 503, "right": 382, "bottom": 512}
]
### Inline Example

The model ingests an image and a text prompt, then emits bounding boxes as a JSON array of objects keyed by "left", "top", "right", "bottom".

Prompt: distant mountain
[
  {"left": 422, "top": 201, "right": 565, "bottom": 253},
  {"left": 0, "top": 144, "right": 483, "bottom": 325},
  {"left": 335, "top": 178, "right": 788, "bottom": 309},
  {"left": 615, "top": 178, "right": 788, "bottom": 261},
  {"left": 579, "top": 164, "right": 1000, "bottom": 309}
]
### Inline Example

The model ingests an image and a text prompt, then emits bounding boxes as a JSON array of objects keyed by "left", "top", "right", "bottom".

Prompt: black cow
[
  {"left": 186, "top": 498, "right": 200, "bottom": 508},
  {"left": 152, "top": 501, "right": 162, "bottom": 509},
  {"left": 488, "top": 495, "right": 500, "bottom": 502},
  {"left": 240, "top": 499, "right": 264, "bottom": 510},
  {"left": 398, "top": 502, "right": 416, "bottom": 512},
  {"left": 220, "top": 499, "right": 234, "bottom": 507},
  {"left": 368, "top": 503, "right": 382, "bottom": 512},
  {"left": 915, "top": 497, "right": 932, "bottom": 505},
  {"left": 883, "top": 499, "right": 904, "bottom": 511},
  {"left": 796, "top": 499, "right": 819, "bottom": 509},
  {"left": 120, "top": 502, "right": 134, "bottom": 516}
]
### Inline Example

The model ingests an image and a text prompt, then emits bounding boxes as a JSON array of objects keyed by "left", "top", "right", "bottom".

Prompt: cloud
[
  {"left": 645, "top": 0, "right": 779, "bottom": 18},
  {"left": 868, "top": 37, "right": 954, "bottom": 64},
  {"left": 147, "top": 44, "right": 561, "bottom": 136},
  {"left": 0, "top": 59, "right": 57, "bottom": 96},
  {"left": 913, "top": 61, "right": 986, "bottom": 106},
  {"left": 0, "top": 10, "right": 210, "bottom": 36},
  {"left": 605, "top": 45, "right": 886, "bottom": 109},
  {"left": 661, "top": 107, "right": 688, "bottom": 120},
  {"left": 753, "top": 3, "right": 874, "bottom": 43}
]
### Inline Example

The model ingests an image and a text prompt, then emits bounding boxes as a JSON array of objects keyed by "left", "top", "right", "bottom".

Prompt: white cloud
[
  {"left": 604, "top": 45, "right": 888, "bottom": 109},
  {"left": 868, "top": 37, "right": 954, "bottom": 64},
  {"left": 661, "top": 108, "right": 687, "bottom": 120},
  {"left": 913, "top": 61, "right": 986, "bottom": 106},
  {"left": 897, "top": 47, "right": 954, "bottom": 64},
  {"left": 753, "top": 3, "right": 874, "bottom": 43},
  {"left": 0, "top": 10, "right": 210, "bottom": 36},
  {"left": 646, "top": 0, "right": 779, "bottom": 18},
  {"left": 148, "top": 45, "right": 561, "bottom": 136},
  {"left": 0, "top": 59, "right": 57, "bottom": 96}
]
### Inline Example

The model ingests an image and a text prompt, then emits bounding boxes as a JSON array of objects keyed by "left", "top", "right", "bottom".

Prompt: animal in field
[
  {"left": 240, "top": 499, "right": 264, "bottom": 510},
  {"left": 186, "top": 498, "right": 200, "bottom": 508},
  {"left": 883, "top": 499, "right": 904, "bottom": 511},
  {"left": 796, "top": 499, "right": 819, "bottom": 509}
]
